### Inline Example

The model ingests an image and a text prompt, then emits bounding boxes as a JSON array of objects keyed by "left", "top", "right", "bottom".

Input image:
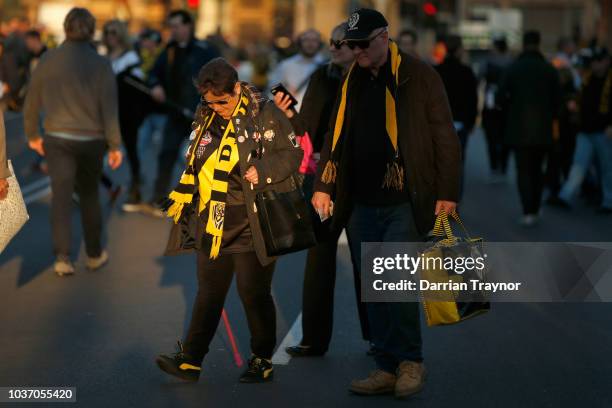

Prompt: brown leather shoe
[
  {"left": 349, "top": 369, "right": 396, "bottom": 395},
  {"left": 395, "top": 361, "right": 426, "bottom": 399}
]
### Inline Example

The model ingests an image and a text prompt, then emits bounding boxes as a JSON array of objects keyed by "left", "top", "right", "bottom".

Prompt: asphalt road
[{"left": 1, "top": 111, "right": 611, "bottom": 408}]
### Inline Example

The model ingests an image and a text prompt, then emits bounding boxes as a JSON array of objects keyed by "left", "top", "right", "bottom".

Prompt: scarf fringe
[
  {"left": 161, "top": 193, "right": 192, "bottom": 224},
  {"left": 321, "top": 160, "right": 337, "bottom": 184},
  {"left": 382, "top": 161, "right": 405, "bottom": 191},
  {"left": 210, "top": 235, "right": 222, "bottom": 259}
]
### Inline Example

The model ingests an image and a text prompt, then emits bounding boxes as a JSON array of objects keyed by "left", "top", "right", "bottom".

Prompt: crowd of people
[{"left": 0, "top": 3, "right": 611, "bottom": 401}]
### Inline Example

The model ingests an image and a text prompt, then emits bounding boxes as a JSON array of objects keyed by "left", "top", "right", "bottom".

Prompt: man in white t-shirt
[{"left": 268, "top": 29, "right": 326, "bottom": 111}]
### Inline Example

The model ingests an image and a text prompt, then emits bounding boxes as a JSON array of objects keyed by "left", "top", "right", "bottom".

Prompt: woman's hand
[
  {"left": 273, "top": 92, "right": 295, "bottom": 119},
  {"left": 244, "top": 166, "right": 259, "bottom": 184}
]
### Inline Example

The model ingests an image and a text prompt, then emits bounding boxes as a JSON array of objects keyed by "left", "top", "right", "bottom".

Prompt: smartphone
[{"left": 270, "top": 83, "right": 298, "bottom": 108}]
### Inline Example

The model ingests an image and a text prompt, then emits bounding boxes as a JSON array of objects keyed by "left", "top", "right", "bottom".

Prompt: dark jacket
[
  {"left": 0, "top": 114, "right": 9, "bottom": 179},
  {"left": 578, "top": 69, "right": 612, "bottom": 133},
  {"left": 289, "top": 63, "right": 343, "bottom": 152},
  {"left": 148, "top": 38, "right": 220, "bottom": 117},
  {"left": 436, "top": 56, "right": 478, "bottom": 131},
  {"left": 166, "top": 87, "right": 303, "bottom": 266},
  {"left": 498, "top": 50, "right": 561, "bottom": 147},
  {"left": 314, "top": 53, "right": 462, "bottom": 237},
  {"left": 23, "top": 41, "right": 122, "bottom": 150}
]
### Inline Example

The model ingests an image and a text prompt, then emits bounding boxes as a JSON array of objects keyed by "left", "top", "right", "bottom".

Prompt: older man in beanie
[{"left": 312, "top": 9, "right": 461, "bottom": 398}]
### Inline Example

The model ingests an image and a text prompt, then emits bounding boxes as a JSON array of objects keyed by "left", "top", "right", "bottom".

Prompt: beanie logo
[{"left": 348, "top": 12, "right": 359, "bottom": 30}]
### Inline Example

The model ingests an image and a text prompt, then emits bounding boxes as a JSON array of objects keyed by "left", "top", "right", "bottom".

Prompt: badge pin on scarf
[{"left": 197, "top": 131, "right": 213, "bottom": 158}]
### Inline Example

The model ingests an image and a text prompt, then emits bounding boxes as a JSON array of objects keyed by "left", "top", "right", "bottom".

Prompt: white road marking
[
  {"left": 24, "top": 186, "right": 51, "bottom": 204},
  {"left": 271, "top": 312, "right": 302, "bottom": 365},
  {"left": 20, "top": 176, "right": 50, "bottom": 195}
]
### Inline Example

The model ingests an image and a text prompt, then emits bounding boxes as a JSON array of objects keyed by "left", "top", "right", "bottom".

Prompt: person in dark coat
[
  {"left": 481, "top": 36, "right": 513, "bottom": 182},
  {"left": 273, "top": 23, "right": 372, "bottom": 357},
  {"left": 155, "top": 58, "right": 303, "bottom": 384},
  {"left": 313, "top": 9, "right": 461, "bottom": 399},
  {"left": 436, "top": 34, "right": 478, "bottom": 195},
  {"left": 141, "top": 10, "right": 220, "bottom": 216},
  {"left": 553, "top": 47, "right": 612, "bottom": 213},
  {"left": 498, "top": 30, "right": 561, "bottom": 226},
  {"left": 545, "top": 37, "right": 580, "bottom": 198}
]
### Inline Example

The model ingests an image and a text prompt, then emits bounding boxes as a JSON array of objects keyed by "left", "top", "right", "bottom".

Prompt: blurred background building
[{"left": 0, "top": 0, "right": 610, "bottom": 52}]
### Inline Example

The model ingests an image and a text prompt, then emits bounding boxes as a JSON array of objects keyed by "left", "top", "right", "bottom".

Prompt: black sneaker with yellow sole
[
  {"left": 156, "top": 341, "right": 201, "bottom": 382},
  {"left": 239, "top": 356, "right": 273, "bottom": 383}
]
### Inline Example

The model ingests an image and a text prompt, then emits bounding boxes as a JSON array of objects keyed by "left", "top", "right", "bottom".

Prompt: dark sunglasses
[
  {"left": 103, "top": 29, "right": 117, "bottom": 36},
  {"left": 330, "top": 39, "right": 343, "bottom": 50},
  {"left": 345, "top": 29, "right": 386, "bottom": 50},
  {"left": 201, "top": 96, "right": 230, "bottom": 106}
]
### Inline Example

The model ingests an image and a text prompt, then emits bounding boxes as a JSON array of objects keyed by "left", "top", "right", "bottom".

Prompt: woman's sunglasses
[
  {"left": 345, "top": 29, "right": 386, "bottom": 50},
  {"left": 201, "top": 96, "right": 230, "bottom": 106}
]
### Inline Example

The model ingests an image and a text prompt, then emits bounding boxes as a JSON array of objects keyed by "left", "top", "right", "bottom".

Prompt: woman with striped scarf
[{"left": 155, "top": 58, "right": 303, "bottom": 383}]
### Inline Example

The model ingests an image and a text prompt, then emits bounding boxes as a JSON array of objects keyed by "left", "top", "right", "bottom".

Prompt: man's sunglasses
[
  {"left": 345, "top": 29, "right": 386, "bottom": 50},
  {"left": 330, "top": 39, "right": 344, "bottom": 50}
]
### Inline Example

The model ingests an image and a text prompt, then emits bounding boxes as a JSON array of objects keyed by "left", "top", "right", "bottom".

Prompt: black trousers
[
  {"left": 545, "top": 121, "right": 577, "bottom": 196},
  {"left": 119, "top": 113, "right": 143, "bottom": 186},
  {"left": 152, "top": 114, "right": 191, "bottom": 202},
  {"left": 44, "top": 136, "right": 106, "bottom": 258},
  {"left": 299, "top": 174, "right": 370, "bottom": 350},
  {"left": 482, "top": 109, "right": 509, "bottom": 173},
  {"left": 184, "top": 251, "right": 277, "bottom": 363},
  {"left": 514, "top": 147, "right": 548, "bottom": 215}
]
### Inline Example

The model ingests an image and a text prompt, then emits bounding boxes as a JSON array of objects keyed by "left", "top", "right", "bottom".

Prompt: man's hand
[
  {"left": 108, "top": 149, "right": 123, "bottom": 170},
  {"left": 435, "top": 200, "right": 457, "bottom": 215},
  {"left": 151, "top": 85, "right": 166, "bottom": 104},
  {"left": 0, "top": 178, "right": 8, "bottom": 201},
  {"left": 244, "top": 166, "right": 259, "bottom": 184},
  {"left": 273, "top": 92, "right": 295, "bottom": 119},
  {"left": 312, "top": 191, "right": 332, "bottom": 219},
  {"left": 28, "top": 138, "right": 45, "bottom": 156}
]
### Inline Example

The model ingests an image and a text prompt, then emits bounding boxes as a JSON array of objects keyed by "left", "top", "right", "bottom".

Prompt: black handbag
[{"left": 255, "top": 175, "right": 317, "bottom": 256}]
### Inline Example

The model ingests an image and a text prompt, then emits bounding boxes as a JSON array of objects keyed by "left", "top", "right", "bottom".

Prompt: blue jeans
[
  {"left": 558, "top": 131, "right": 612, "bottom": 209},
  {"left": 346, "top": 202, "right": 423, "bottom": 373},
  {"left": 137, "top": 113, "right": 167, "bottom": 161}
]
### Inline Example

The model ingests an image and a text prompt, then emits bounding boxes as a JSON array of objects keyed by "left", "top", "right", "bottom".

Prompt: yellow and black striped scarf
[
  {"left": 320, "top": 41, "right": 404, "bottom": 190},
  {"left": 163, "top": 92, "right": 250, "bottom": 259}
]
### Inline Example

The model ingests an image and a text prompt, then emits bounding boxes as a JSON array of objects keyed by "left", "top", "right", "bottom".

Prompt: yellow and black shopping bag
[{"left": 419, "top": 210, "right": 490, "bottom": 327}]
